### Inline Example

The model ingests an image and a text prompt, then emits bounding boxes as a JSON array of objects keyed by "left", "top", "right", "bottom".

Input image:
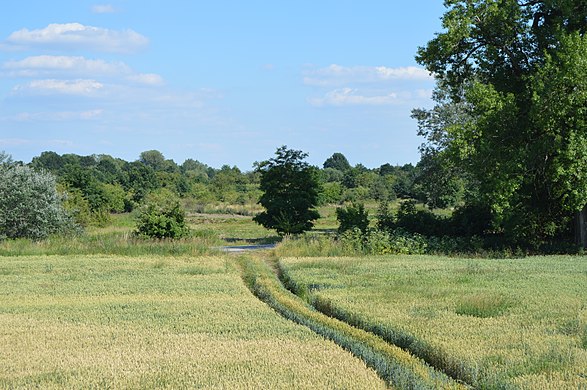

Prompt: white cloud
[
  {"left": 304, "top": 64, "right": 433, "bottom": 86},
  {"left": 3, "top": 55, "right": 130, "bottom": 77},
  {"left": 3, "top": 55, "right": 165, "bottom": 86},
  {"left": 13, "top": 79, "right": 104, "bottom": 96},
  {"left": 308, "top": 88, "right": 400, "bottom": 107},
  {"left": 12, "top": 109, "right": 104, "bottom": 122},
  {"left": 4, "top": 23, "right": 148, "bottom": 53},
  {"left": 91, "top": 4, "right": 116, "bottom": 14},
  {"left": 126, "top": 73, "right": 165, "bottom": 86}
]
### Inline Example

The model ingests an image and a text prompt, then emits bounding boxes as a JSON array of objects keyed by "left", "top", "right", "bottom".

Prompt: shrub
[
  {"left": 0, "top": 163, "right": 78, "bottom": 240},
  {"left": 395, "top": 200, "right": 449, "bottom": 236},
  {"left": 336, "top": 202, "right": 369, "bottom": 233},
  {"left": 134, "top": 189, "right": 190, "bottom": 239}
]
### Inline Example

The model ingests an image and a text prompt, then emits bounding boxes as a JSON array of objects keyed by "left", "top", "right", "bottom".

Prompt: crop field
[
  {"left": 279, "top": 255, "right": 587, "bottom": 389},
  {"left": 0, "top": 254, "right": 385, "bottom": 388}
]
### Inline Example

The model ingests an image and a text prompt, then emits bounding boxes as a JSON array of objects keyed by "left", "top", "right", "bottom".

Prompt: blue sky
[{"left": 0, "top": 1, "right": 445, "bottom": 169}]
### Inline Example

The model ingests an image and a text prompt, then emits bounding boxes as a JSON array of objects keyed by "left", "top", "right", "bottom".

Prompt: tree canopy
[
  {"left": 323, "top": 152, "right": 351, "bottom": 171},
  {"left": 254, "top": 146, "right": 320, "bottom": 235},
  {"left": 416, "top": 0, "right": 587, "bottom": 245}
]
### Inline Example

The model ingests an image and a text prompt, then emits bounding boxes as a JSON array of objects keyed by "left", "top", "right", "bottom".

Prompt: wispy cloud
[
  {"left": 4, "top": 23, "right": 148, "bottom": 53},
  {"left": 308, "top": 88, "right": 400, "bottom": 107},
  {"left": 13, "top": 79, "right": 104, "bottom": 96},
  {"left": 12, "top": 109, "right": 104, "bottom": 122},
  {"left": 91, "top": 4, "right": 116, "bottom": 14},
  {"left": 3, "top": 55, "right": 130, "bottom": 77},
  {"left": 3, "top": 55, "right": 165, "bottom": 87},
  {"left": 126, "top": 73, "right": 164, "bottom": 86},
  {"left": 304, "top": 64, "right": 432, "bottom": 86}
]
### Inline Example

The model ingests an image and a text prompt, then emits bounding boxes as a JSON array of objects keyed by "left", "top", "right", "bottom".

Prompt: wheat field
[
  {"left": 0, "top": 254, "right": 385, "bottom": 389},
  {"left": 280, "top": 255, "right": 587, "bottom": 389}
]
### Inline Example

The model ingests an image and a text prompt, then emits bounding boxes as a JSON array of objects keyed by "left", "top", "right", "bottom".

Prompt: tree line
[{"left": 21, "top": 149, "right": 436, "bottom": 223}]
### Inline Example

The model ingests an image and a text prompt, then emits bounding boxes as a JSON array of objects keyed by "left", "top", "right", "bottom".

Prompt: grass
[
  {"left": 239, "top": 255, "right": 465, "bottom": 389},
  {"left": 279, "top": 255, "right": 587, "bottom": 389},
  {"left": 0, "top": 212, "right": 279, "bottom": 257},
  {"left": 0, "top": 254, "right": 386, "bottom": 388}
]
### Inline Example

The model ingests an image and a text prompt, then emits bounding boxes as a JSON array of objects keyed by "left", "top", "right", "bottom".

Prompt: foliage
[
  {"left": 416, "top": 0, "right": 587, "bottom": 246},
  {"left": 394, "top": 200, "right": 448, "bottom": 237},
  {"left": 0, "top": 162, "right": 77, "bottom": 240},
  {"left": 413, "top": 151, "right": 464, "bottom": 210},
  {"left": 336, "top": 203, "right": 369, "bottom": 233},
  {"left": 323, "top": 152, "right": 351, "bottom": 171},
  {"left": 254, "top": 146, "right": 321, "bottom": 235},
  {"left": 318, "top": 181, "right": 343, "bottom": 205},
  {"left": 134, "top": 189, "right": 190, "bottom": 239}
]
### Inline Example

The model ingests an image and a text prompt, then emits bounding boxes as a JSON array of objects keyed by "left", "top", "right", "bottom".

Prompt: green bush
[
  {"left": 336, "top": 202, "right": 369, "bottom": 233},
  {"left": 134, "top": 189, "right": 190, "bottom": 239},
  {"left": 0, "top": 163, "right": 78, "bottom": 240}
]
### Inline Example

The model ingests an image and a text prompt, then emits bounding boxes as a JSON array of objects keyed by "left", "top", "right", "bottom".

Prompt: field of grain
[
  {"left": 279, "top": 255, "right": 587, "bottom": 389},
  {"left": 0, "top": 254, "right": 385, "bottom": 388}
]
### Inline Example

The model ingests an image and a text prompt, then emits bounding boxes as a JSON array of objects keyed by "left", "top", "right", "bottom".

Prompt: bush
[
  {"left": 338, "top": 228, "right": 429, "bottom": 255},
  {"left": 134, "top": 189, "right": 190, "bottom": 239},
  {"left": 451, "top": 202, "right": 493, "bottom": 237},
  {"left": 336, "top": 202, "right": 369, "bottom": 233},
  {"left": 395, "top": 200, "right": 449, "bottom": 236},
  {"left": 0, "top": 163, "right": 78, "bottom": 240}
]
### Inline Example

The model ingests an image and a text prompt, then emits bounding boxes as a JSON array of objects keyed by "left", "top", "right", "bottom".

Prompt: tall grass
[{"left": 0, "top": 232, "right": 218, "bottom": 257}]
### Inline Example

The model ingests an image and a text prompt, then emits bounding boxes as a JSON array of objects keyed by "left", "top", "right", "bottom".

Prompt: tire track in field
[{"left": 237, "top": 255, "right": 469, "bottom": 390}]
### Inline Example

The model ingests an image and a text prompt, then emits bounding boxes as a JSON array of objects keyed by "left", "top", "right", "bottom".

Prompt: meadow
[
  {"left": 0, "top": 254, "right": 386, "bottom": 388},
  {"left": 279, "top": 255, "right": 587, "bottom": 389}
]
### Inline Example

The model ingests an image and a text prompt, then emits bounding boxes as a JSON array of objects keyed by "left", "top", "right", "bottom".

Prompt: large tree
[
  {"left": 416, "top": 0, "right": 587, "bottom": 245},
  {"left": 254, "top": 146, "right": 320, "bottom": 235}
]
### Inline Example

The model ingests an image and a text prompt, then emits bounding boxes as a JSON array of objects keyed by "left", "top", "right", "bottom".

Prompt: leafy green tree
[
  {"left": 323, "top": 152, "right": 351, "bottom": 171},
  {"left": 139, "top": 150, "right": 167, "bottom": 171},
  {"left": 319, "top": 182, "right": 343, "bottom": 205},
  {"left": 123, "top": 161, "right": 158, "bottom": 204},
  {"left": 336, "top": 202, "right": 369, "bottom": 233},
  {"left": 30, "top": 151, "right": 63, "bottom": 174},
  {"left": 254, "top": 146, "right": 320, "bottom": 235},
  {"left": 413, "top": 151, "right": 464, "bottom": 210},
  {"left": 0, "top": 161, "right": 76, "bottom": 240},
  {"left": 134, "top": 189, "right": 189, "bottom": 239},
  {"left": 416, "top": 0, "right": 587, "bottom": 245},
  {"left": 321, "top": 167, "right": 345, "bottom": 183}
]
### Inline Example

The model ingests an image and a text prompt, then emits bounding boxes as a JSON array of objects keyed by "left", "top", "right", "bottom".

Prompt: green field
[
  {"left": 0, "top": 254, "right": 386, "bottom": 388},
  {"left": 279, "top": 255, "right": 587, "bottom": 389},
  {"left": 2, "top": 211, "right": 587, "bottom": 388}
]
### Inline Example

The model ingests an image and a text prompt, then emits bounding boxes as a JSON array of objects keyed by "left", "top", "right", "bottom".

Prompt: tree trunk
[{"left": 575, "top": 205, "right": 587, "bottom": 248}]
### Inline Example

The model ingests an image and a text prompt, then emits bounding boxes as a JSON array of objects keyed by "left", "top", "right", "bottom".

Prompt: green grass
[
  {"left": 239, "top": 255, "right": 465, "bottom": 389},
  {"left": 279, "top": 255, "right": 587, "bottom": 389},
  {"left": 188, "top": 213, "right": 280, "bottom": 245},
  {"left": 0, "top": 254, "right": 386, "bottom": 389}
]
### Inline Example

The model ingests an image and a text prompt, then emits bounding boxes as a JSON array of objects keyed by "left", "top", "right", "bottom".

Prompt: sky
[{"left": 0, "top": 1, "right": 446, "bottom": 170}]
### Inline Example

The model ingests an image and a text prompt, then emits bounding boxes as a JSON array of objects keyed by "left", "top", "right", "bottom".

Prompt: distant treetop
[{"left": 323, "top": 152, "right": 351, "bottom": 171}]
